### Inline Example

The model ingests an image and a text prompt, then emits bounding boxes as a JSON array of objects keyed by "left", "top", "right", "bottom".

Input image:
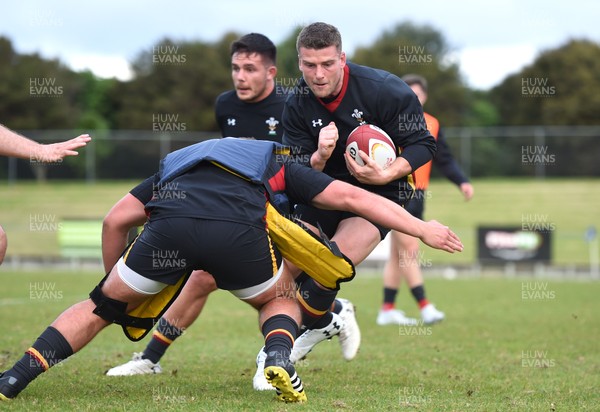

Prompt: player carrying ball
[{"left": 279, "top": 22, "right": 437, "bottom": 362}]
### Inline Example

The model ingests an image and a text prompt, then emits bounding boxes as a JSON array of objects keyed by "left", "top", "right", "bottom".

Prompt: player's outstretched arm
[
  {"left": 311, "top": 180, "right": 463, "bottom": 253},
  {"left": 0, "top": 124, "right": 91, "bottom": 162}
]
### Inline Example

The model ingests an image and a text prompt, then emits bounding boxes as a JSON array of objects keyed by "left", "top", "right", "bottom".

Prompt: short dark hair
[
  {"left": 401, "top": 74, "right": 428, "bottom": 93},
  {"left": 231, "top": 33, "right": 276, "bottom": 65},
  {"left": 296, "top": 22, "right": 342, "bottom": 54}
]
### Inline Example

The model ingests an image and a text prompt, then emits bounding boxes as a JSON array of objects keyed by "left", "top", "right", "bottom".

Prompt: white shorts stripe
[
  {"left": 229, "top": 263, "right": 284, "bottom": 300},
  {"left": 117, "top": 257, "right": 168, "bottom": 295}
]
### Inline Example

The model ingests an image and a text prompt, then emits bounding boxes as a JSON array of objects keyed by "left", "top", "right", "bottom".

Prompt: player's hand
[
  {"left": 419, "top": 220, "right": 463, "bottom": 253},
  {"left": 460, "top": 183, "right": 474, "bottom": 201},
  {"left": 315, "top": 122, "right": 338, "bottom": 163},
  {"left": 344, "top": 149, "right": 391, "bottom": 185},
  {"left": 35, "top": 134, "right": 92, "bottom": 162}
]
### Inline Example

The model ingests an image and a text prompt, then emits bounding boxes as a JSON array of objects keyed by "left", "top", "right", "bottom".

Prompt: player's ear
[
  {"left": 268, "top": 65, "right": 277, "bottom": 80},
  {"left": 340, "top": 51, "right": 346, "bottom": 67}
]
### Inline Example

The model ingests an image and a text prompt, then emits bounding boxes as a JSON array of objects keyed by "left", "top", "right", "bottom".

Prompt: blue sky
[{"left": 2, "top": 0, "right": 598, "bottom": 89}]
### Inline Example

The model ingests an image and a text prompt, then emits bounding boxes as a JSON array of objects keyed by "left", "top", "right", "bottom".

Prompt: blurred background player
[
  {"left": 377, "top": 74, "right": 474, "bottom": 326},
  {"left": 0, "top": 124, "right": 91, "bottom": 265}
]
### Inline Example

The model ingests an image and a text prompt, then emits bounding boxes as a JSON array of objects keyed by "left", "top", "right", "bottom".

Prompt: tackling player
[{"left": 104, "top": 33, "right": 284, "bottom": 380}]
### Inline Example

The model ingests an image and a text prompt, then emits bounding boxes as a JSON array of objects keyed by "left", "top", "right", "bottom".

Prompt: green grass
[
  {"left": 0, "top": 270, "right": 598, "bottom": 411},
  {"left": 0, "top": 178, "right": 598, "bottom": 265}
]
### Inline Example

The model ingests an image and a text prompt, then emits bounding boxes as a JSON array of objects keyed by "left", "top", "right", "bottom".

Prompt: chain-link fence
[{"left": 1, "top": 126, "right": 599, "bottom": 182}]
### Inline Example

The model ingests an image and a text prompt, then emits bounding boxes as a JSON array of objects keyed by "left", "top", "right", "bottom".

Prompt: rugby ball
[{"left": 345, "top": 124, "right": 396, "bottom": 169}]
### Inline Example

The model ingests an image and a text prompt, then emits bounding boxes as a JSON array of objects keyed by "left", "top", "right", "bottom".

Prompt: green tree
[
  {"left": 488, "top": 39, "right": 600, "bottom": 176},
  {"left": 0, "top": 36, "right": 95, "bottom": 180},
  {"left": 112, "top": 37, "right": 232, "bottom": 132},
  {"left": 491, "top": 39, "right": 600, "bottom": 126},
  {"left": 276, "top": 26, "right": 303, "bottom": 81},
  {"left": 351, "top": 22, "right": 469, "bottom": 127}
]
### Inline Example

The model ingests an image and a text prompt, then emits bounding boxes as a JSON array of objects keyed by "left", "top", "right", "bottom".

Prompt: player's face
[
  {"left": 231, "top": 52, "right": 276, "bottom": 103},
  {"left": 298, "top": 46, "right": 346, "bottom": 99}
]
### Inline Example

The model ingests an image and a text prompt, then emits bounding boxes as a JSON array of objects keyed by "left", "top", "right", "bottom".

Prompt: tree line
[{"left": 0, "top": 22, "right": 599, "bottom": 178}]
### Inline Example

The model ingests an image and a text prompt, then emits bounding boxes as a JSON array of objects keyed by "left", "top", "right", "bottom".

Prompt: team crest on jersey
[
  {"left": 351, "top": 109, "right": 366, "bottom": 125},
  {"left": 227, "top": 118, "right": 236, "bottom": 126},
  {"left": 265, "top": 117, "right": 279, "bottom": 136}
]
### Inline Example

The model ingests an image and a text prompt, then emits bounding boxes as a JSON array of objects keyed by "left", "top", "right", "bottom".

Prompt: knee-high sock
[
  {"left": 262, "top": 314, "right": 298, "bottom": 359},
  {"left": 143, "top": 319, "right": 185, "bottom": 364},
  {"left": 2, "top": 326, "right": 73, "bottom": 396},
  {"left": 296, "top": 277, "right": 338, "bottom": 329}
]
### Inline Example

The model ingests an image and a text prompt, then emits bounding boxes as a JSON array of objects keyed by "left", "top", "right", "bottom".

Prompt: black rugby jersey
[
  {"left": 215, "top": 88, "right": 286, "bottom": 142},
  {"left": 282, "top": 62, "right": 436, "bottom": 204},
  {"left": 131, "top": 87, "right": 288, "bottom": 203},
  {"left": 145, "top": 160, "right": 333, "bottom": 228}
]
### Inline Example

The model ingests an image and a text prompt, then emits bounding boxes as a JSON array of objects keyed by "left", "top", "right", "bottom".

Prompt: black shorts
[
  {"left": 294, "top": 204, "right": 389, "bottom": 241},
  {"left": 122, "top": 217, "right": 281, "bottom": 291},
  {"left": 405, "top": 190, "right": 425, "bottom": 220}
]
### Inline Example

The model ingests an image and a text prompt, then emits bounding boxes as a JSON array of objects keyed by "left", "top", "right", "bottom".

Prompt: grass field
[
  {"left": 0, "top": 269, "right": 598, "bottom": 411},
  {"left": 0, "top": 178, "right": 598, "bottom": 265}
]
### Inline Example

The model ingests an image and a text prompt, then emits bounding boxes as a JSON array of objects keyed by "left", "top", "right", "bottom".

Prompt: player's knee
[
  {"left": 397, "top": 236, "right": 420, "bottom": 257},
  {"left": 89, "top": 282, "right": 129, "bottom": 324}
]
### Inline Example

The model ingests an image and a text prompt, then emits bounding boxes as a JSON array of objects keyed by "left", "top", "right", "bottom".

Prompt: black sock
[
  {"left": 4, "top": 326, "right": 73, "bottom": 394},
  {"left": 331, "top": 299, "right": 343, "bottom": 314},
  {"left": 262, "top": 314, "right": 298, "bottom": 360},
  {"left": 383, "top": 287, "right": 398, "bottom": 308},
  {"left": 143, "top": 319, "right": 184, "bottom": 364},
  {"left": 297, "top": 277, "right": 338, "bottom": 329},
  {"left": 410, "top": 285, "right": 429, "bottom": 308},
  {"left": 294, "top": 272, "right": 310, "bottom": 289}
]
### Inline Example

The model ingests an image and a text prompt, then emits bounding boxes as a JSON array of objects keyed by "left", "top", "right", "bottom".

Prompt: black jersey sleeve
[
  {"left": 283, "top": 163, "right": 334, "bottom": 205},
  {"left": 214, "top": 92, "right": 228, "bottom": 138},
  {"left": 433, "top": 128, "right": 469, "bottom": 186},
  {"left": 377, "top": 75, "right": 436, "bottom": 171},
  {"left": 129, "top": 175, "right": 156, "bottom": 205},
  {"left": 282, "top": 97, "right": 315, "bottom": 167}
]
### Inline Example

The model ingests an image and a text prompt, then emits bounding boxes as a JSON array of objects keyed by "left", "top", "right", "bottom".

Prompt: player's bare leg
[
  {"left": 378, "top": 231, "right": 418, "bottom": 326},
  {"left": 380, "top": 230, "right": 444, "bottom": 325},
  {"left": 397, "top": 231, "right": 445, "bottom": 323},
  {"left": 105, "top": 270, "right": 216, "bottom": 376},
  {"left": 0, "top": 264, "right": 154, "bottom": 400}
]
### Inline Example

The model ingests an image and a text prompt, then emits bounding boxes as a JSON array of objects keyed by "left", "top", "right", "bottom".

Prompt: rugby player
[
  {"left": 378, "top": 74, "right": 474, "bottom": 326},
  {"left": 279, "top": 22, "right": 438, "bottom": 362}
]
